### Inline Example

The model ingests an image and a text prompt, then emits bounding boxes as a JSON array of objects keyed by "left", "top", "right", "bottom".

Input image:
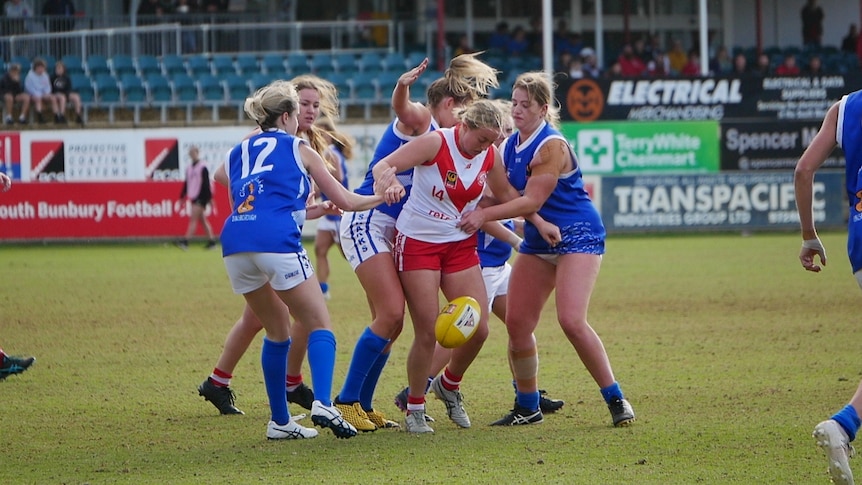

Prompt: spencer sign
[{"left": 560, "top": 74, "right": 862, "bottom": 122}]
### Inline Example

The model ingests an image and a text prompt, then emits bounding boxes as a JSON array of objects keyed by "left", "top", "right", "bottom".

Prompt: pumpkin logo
[{"left": 567, "top": 79, "right": 604, "bottom": 122}]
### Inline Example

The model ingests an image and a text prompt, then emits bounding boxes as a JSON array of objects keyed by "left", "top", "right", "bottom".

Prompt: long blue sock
[
  {"left": 261, "top": 337, "right": 291, "bottom": 425},
  {"left": 337, "top": 327, "right": 389, "bottom": 403},
  {"left": 600, "top": 382, "right": 624, "bottom": 404},
  {"left": 832, "top": 404, "right": 861, "bottom": 442},
  {"left": 516, "top": 390, "right": 540, "bottom": 412},
  {"left": 359, "top": 350, "right": 390, "bottom": 410},
  {"left": 307, "top": 329, "right": 337, "bottom": 407}
]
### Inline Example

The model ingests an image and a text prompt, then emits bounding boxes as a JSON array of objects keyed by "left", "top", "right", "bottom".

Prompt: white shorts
[
  {"left": 223, "top": 250, "right": 315, "bottom": 294},
  {"left": 339, "top": 209, "right": 396, "bottom": 271},
  {"left": 317, "top": 217, "right": 342, "bottom": 244},
  {"left": 856, "top": 269, "right": 862, "bottom": 291},
  {"left": 482, "top": 263, "right": 511, "bottom": 307}
]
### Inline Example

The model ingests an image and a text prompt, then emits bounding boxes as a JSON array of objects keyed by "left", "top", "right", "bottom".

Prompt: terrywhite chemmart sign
[{"left": 561, "top": 121, "right": 720, "bottom": 174}]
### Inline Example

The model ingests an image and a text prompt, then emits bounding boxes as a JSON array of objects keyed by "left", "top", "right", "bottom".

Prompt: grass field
[{"left": 1, "top": 231, "right": 859, "bottom": 484}]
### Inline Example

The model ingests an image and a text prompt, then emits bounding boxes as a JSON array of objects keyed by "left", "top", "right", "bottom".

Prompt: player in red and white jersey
[{"left": 370, "top": 99, "right": 549, "bottom": 433}]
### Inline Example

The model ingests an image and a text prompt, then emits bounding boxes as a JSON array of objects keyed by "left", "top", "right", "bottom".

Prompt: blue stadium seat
[
  {"left": 223, "top": 73, "right": 250, "bottom": 101},
  {"left": 261, "top": 53, "right": 285, "bottom": 75},
  {"left": 235, "top": 54, "right": 258, "bottom": 75},
  {"left": 187, "top": 55, "right": 212, "bottom": 77},
  {"left": 309, "top": 53, "right": 335, "bottom": 77},
  {"left": 61, "top": 55, "right": 85, "bottom": 76},
  {"left": 120, "top": 74, "right": 146, "bottom": 103},
  {"left": 87, "top": 55, "right": 111, "bottom": 77},
  {"left": 70, "top": 73, "right": 94, "bottom": 103},
  {"left": 406, "top": 51, "right": 427, "bottom": 69},
  {"left": 211, "top": 55, "right": 236, "bottom": 76},
  {"left": 375, "top": 71, "right": 400, "bottom": 93},
  {"left": 334, "top": 53, "right": 358, "bottom": 76},
  {"left": 327, "top": 73, "right": 351, "bottom": 100},
  {"left": 172, "top": 73, "right": 198, "bottom": 102},
  {"left": 94, "top": 74, "right": 120, "bottom": 103},
  {"left": 111, "top": 55, "right": 137, "bottom": 78},
  {"left": 382, "top": 52, "right": 406, "bottom": 72},
  {"left": 250, "top": 72, "right": 275, "bottom": 91},
  {"left": 145, "top": 73, "right": 172, "bottom": 103},
  {"left": 162, "top": 54, "right": 188, "bottom": 78},
  {"left": 286, "top": 52, "right": 310, "bottom": 76},
  {"left": 350, "top": 71, "right": 378, "bottom": 100},
  {"left": 42, "top": 54, "right": 56, "bottom": 73},
  {"left": 198, "top": 74, "right": 224, "bottom": 102},
  {"left": 11, "top": 55, "right": 31, "bottom": 71},
  {"left": 136, "top": 55, "right": 161, "bottom": 78},
  {"left": 358, "top": 52, "right": 382, "bottom": 75}
]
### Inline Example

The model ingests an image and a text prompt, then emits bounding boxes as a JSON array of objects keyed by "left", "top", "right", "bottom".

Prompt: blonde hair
[
  {"left": 315, "top": 116, "right": 355, "bottom": 160},
  {"left": 512, "top": 72, "right": 560, "bottom": 129},
  {"left": 290, "top": 74, "right": 340, "bottom": 158},
  {"left": 457, "top": 98, "right": 507, "bottom": 141},
  {"left": 244, "top": 80, "right": 299, "bottom": 130},
  {"left": 490, "top": 99, "right": 515, "bottom": 135},
  {"left": 426, "top": 52, "right": 500, "bottom": 107}
]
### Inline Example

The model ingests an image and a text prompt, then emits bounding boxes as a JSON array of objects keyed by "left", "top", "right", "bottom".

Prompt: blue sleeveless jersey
[
  {"left": 478, "top": 219, "right": 515, "bottom": 268},
  {"left": 837, "top": 91, "right": 862, "bottom": 272},
  {"left": 220, "top": 130, "right": 310, "bottom": 256},
  {"left": 502, "top": 121, "right": 605, "bottom": 253},
  {"left": 354, "top": 118, "right": 436, "bottom": 218},
  {"left": 322, "top": 145, "right": 349, "bottom": 221}
]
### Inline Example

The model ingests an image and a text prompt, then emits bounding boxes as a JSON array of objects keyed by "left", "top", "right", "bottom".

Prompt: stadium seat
[
  {"left": 187, "top": 55, "right": 212, "bottom": 77},
  {"left": 172, "top": 73, "right": 198, "bottom": 102},
  {"left": 70, "top": 73, "right": 94, "bottom": 103},
  {"left": 111, "top": 55, "right": 137, "bottom": 78},
  {"left": 198, "top": 74, "right": 225, "bottom": 102},
  {"left": 235, "top": 53, "right": 258, "bottom": 75},
  {"left": 94, "top": 74, "right": 120, "bottom": 103},
  {"left": 350, "top": 71, "right": 377, "bottom": 101},
  {"left": 11, "top": 55, "right": 31, "bottom": 71},
  {"left": 223, "top": 73, "right": 250, "bottom": 101},
  {"left": 309, "top": 53, "right": 335, "bottom": 77},
  {"left": 375, "top": 71, "right": 400, "bottom": 93},
  {"left": 261, "top": 53, "right": 285, "bottom": 75},
  {"left": 61, "top": 55, "right": 85, "bottom": 76},
  {"left": 136, "top": 55, "right": 161, "bottom": 78},
  {"left": 328, "top": 73, "right": 351, "bottom": 100},
  {"left": 162, "top": 54, "right": 188, "bottom": 78},
  {"left": 211, "top": 55, "right": 236, "bottom": 76},
  {"left": 382, "top": 52, "right": 406, "bottom": 72},
  {"left": 42, "top": 54, "right": 56, "bottom": 73},
  {"left": 405, "top": 51, "right": 427, "bottom": 69},
  {"left": 120, "top": 73, "right": 146, "bottom": 103},
  {"left": 87, "top": 55, "right": 111, "bottom": 77},
  {"left": 146, "top": 73, "right": 172, "bottom": 103},
  {"left": 250, "top": 72, "right": 275, "bottom": 91},
  {"left": 334, "top": 53, "right": 358, "bottom": 76},
  {"left": 286, "top": 52, "right": 310, "bottom": 76},
  {"left": 358, "top": 52, "right": 382, "bottom": 75}
]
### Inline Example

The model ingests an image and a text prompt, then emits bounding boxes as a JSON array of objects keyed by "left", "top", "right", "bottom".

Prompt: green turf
[{"left": 0, "top": 232, "right": 857, "bottom": 484}]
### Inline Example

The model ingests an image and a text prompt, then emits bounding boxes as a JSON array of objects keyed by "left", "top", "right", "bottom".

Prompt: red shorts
[{"left": 394, "top": 232, "right": 479, "bottom": 273}]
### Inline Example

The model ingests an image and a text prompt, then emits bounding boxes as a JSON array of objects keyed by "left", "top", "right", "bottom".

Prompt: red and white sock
[
  {"left": 286, "top": 374, "right": 303, "bottom": 392},
  {"left": 406, "top": 394, "right": 426, "bottom": 413},
  {"left": 209, "top": 368, "right": 232, "bottom": 387},
  {"left": 441, "top": 367, "right": 462, "bottom": 391}
]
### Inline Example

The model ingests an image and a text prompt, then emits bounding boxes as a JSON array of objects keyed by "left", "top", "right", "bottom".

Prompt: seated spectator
[
  {"left": 775, "top": 53, "right": 801, "bottom": 76},
  {"left": 646, "top": 53, "right": 670, "bottom": 77},
  {"left": 0, "top": 64, "right": 30, "bottom": 125},
  {"left": 633, "top": 37, "right": 651, "bottom": 64},
  {"left": 731, "top": 53, "right": 748, "bottom": 76},
  {"left": 556, "top": 51, "right": 574, "bottom": 74},
  {"left": 200, "top": 0, "right": 227, "bottom": 13},
  {"left": 603, "top": 60, "right": 623, "bottom": 79},
  {"left": 751, "top": 53, "right": 773, "bottom": 77},
  {"left": 643, "top": 33, "right": 664, "bottom": 63},
  {"left": 488, "top": 21, "right": 511, "bottom": 55},
  {"left": 804, "top": 55, "right": 824, "bottom": 76},
  {"left": 843, "top": 24, "right": 859, "bottom": 54},
  {"left": 681, "top": 49, "right": 702, "bottom": 76},
  {"left": 580, "top": 47, "right": 602, "bottom": 78},
  {"left": 709, "top": 46, "right": 732, "bottom": 75},
  {"left": 50, "top": 60, "right": 83, "bottom": 125},
  {"left": 618, "top": 43, "right": 646, "bottom": 77},
  {"left": 5, "top": 0, "right": 36, "bottom": 35},
  {"left": 453, "top": 34, "right": 475, "bottom": 58},
  {"left": 23, "top": 58, "right": 59, "bottom": 124},
  {"left": 507, "top": 25, "right": 530, "bottom": 57},
  {"left": 667, "top": 38, "right": 687, "bottom": 74},
  {"left": 567, "top": 56, "right": 586, "bottom": 79},
  {"left": 553, "top": 18, "right": 574, "bottom": 56}
]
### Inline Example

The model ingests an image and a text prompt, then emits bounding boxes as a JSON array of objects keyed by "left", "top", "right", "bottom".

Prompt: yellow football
[{"left": 435, "top": 296, "right": 481, "bottom": 349}]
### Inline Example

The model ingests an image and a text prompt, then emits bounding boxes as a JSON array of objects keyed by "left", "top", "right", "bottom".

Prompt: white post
[{"left": 699, "top": 0, "right": 709, "bottom": 75}]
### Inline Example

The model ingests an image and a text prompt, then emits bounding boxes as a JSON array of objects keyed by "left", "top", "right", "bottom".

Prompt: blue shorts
[{"left": 520, "top": 220, "right": 605, "bottom": 256}]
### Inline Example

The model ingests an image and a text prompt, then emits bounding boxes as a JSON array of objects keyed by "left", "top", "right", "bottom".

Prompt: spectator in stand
[
  {"left": 553, "top": 19, "right": 574, "bottom": 57},
  {"left": 646, "top": 52, "right": 670, "bottom": 77},
  {"left": 604, "top": 60, "right": 623, "bottom": 79},
  {"left": 50, "top": 60, "right": 83, "bottom": 125},
  {"left": 508, "top": 25, "right": 530, "bottom": 57},
  {"left": 731, "top": 53, "right": 749, "bottom": 76},
  {"left": 752, "top": 53, "right": 773, "bottom": 77},
  {"left": 200, "top": 0, "right": 227, "bottom": 13},
  {"left": 556, "top": 51, "right": 574, "bottom": 74},
  {"left": 137, "top": 0, "right": 168, "bottom": 15},
  {"left": 801, "top": 0, "right": 824, "bottom": 48},
  {"left": 41, "top": 0, "right": 75, "bottom": 31},
  {"left": 527, "top": 16, "right": 542, "bottom": 57},
  {"left": 633, "top": 37, "right": 651, "bottom": 64},
  {"left": 709, "top": 46, "right": 732, "bottom": 75},
  {"left": 617, "top": 43, "right": 646, "bottom": 77},
  {"left": 580, "top": 47, "right": 601, "bottom": 78},
  {"left": 643, "top": 33, "right": 664, "bottom": 63},
  {"left": 775, "top": 53, "right": 801, "bottom": 76},
  {"left": 488, "top": 21, "right": 511, "bottom": 55},
  {"left": 842, "top": 24, "right": 859, "bottom": 54},
  {"left": 680, "top": 49, "right": 702, "bottom": 77},
  {"left": 567, "top": 56, "right": 586, "bottom": 79},
  {"left": 23, "top": 58, "right": 59, "bottom": 124},
  {"left": 453, "top": 34, "right": 476, "bottom": 58},
  {"left": 0, "top": 63, "right": 30, "bottom": 125},
  {"left": 5, "top": 0, "right": 36, "bottom": 35},
  {"left": 804, "top": 55, "right": 824, "bottom": 76},
  {"left": 667, "top": 38, "right": 687, "bottom": 75}
]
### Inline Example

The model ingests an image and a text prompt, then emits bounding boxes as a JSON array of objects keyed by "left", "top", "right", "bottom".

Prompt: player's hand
[
  {"left": 536, "top": 220, "right": 561, "bottom": 247},
  {"left": 457, "top": 209, "right": 486, "bottom": 235},
  {"left": 0, "top": 172, "right": 11, "bottom": 192},
  {"left": 800, "top": 237, "right": 827, "bottom": 272},
  {"left": 373, "top": 167, "right": 404, "bottom": 205},
  {"left": 398, "top": 58, "right": 428, "bottom": 87}
]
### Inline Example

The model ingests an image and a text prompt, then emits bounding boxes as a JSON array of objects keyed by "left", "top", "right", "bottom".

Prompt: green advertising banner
[{"left": 561, "top": 121, "right": 721, "bottom": 175}]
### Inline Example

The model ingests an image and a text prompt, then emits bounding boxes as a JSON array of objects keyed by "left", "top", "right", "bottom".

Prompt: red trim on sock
[
  {"left": 407, "top": 395, "right": 426, "bottom": 405},
  {"left": 286, "top": 374, "right": 303, "bottom": 386},
  {"left": 212, "top": 368, "right": 232, "bottom": 380},
  {"left": 442, "top": 368, "right": 462, "bottom": 391}
]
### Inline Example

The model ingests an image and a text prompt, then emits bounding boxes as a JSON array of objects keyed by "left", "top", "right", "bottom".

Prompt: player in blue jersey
[
  {"left": 313, "top": 116, "right": 352, "bottom": 301},
  {"left": 797, "top": 91, "right": 862, "bottom": 485},
  {"left": 197, "top": 76, "right": 351, "bottom": 417},
  {"left": 460, "top": 72, "right": 635, "bottom": 428},
  {"left": 214, "top": 80, "right": 400, "bottom": 440},
  {"left": 332, "top": 53, "right": 500, "bottom": 432}
]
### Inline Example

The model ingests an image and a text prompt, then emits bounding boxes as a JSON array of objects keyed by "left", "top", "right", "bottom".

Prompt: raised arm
[{"left": 392, "top": 58, "right": 433, "bottom": 135}]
